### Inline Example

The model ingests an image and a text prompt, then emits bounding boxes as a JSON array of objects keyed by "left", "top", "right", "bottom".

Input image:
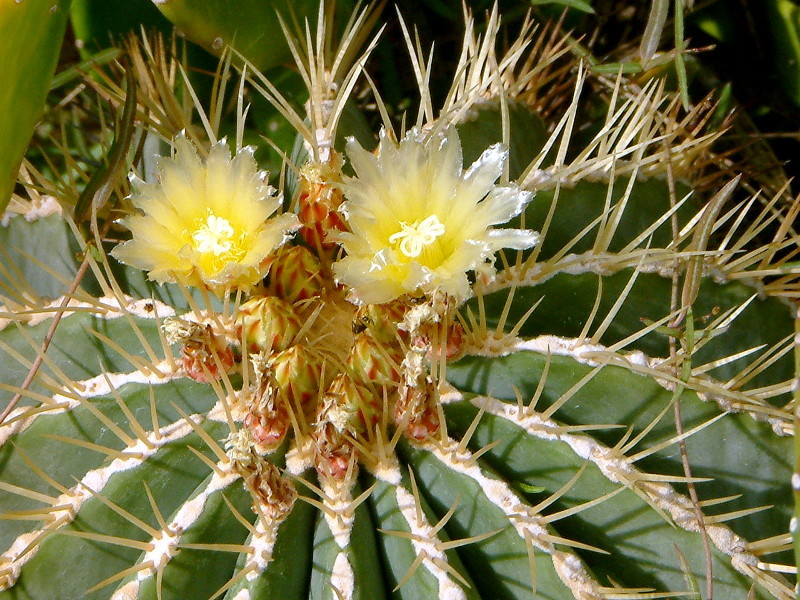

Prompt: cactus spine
[{"left": 0, "top": 4, "right": 797, "bottom": 600}]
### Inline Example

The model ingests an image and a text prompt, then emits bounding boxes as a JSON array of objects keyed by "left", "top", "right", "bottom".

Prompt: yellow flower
[
  {"left": 332, "top": 128, "right": 538, "bottom": 304},
  {"left": 111, "top": 135, "right": 299, "bottom": 293}
]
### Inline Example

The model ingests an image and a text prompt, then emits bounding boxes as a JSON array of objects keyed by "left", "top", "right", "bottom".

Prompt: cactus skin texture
[
  {"left": 150, "top": 0, "right": 332, "bottom": 70},
  {"left": 0, "top": 5, "right": 798, "bottom": 600}
]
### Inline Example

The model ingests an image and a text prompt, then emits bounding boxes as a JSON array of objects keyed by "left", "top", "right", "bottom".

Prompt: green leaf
[
  {"left": 309, "top": 482, "right": 386, "bottom": 600},
  {"left": 0, "top": 0, "right": 71, "bottom": 212},
  {"left": 457, "top": 101, "right": 548, "bottom": 181},
  {"left": 524, "top": 179, "right": 694, "bottom": 259},
  {"left": 369, "top": 478, "right": 442, "bottom": 597},
  {"left": 368, "top": 471, "right": 480, "bottom": 600},
  {"left": 69, "top": 0, "right": 171, "bottom": 54},
  {"left": 400, "top": 440, "right": 573, "bottom": 600},
  {"left": 0, "top": 379, "right": 219, "bottom": 552},
  {"left": 447, "top": 352, "right": 793, "bottom": 564},
  {"left": 0, "top": 311, "right": 167, "bottom": 406},
  {"left": 473, "top": 270, "right": 793, "bottom": 391},
  {"left": 0, "top": 214, "right": 80, "bottom": 300},
  {"left": 132, "top": 473, "right": 254, "bottom": 600},
  {"left": 222, "top": 474, "right": 317, "bottom": 600},
  {"left": 765, "top": 0, "right": 800, "bottom": 106},
  {"left": 442, "top": 396, "right": 774, "bottom": 598}
]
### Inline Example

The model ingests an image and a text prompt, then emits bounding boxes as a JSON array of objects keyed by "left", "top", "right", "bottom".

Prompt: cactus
[
  {"left": 149, "top": 0, "right": 344, "bottom": 70},
  {"left": 0, "top": 4, "right": 797, "bottom": 600}
]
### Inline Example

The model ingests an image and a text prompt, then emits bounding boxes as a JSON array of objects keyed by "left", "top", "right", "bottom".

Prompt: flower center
[
  {"left": 192, "top": 212, "right": 236, "bottom": 255},
  {"left": 388, "top": 215, "right": 445, "bottom": 258}
]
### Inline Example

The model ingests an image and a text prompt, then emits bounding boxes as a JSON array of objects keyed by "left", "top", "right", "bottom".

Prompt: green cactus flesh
[
  {"left": 150, "top": 0, "right": 326, "bottom": 70},
  {"left": 0, "top": 8, "right": 797, "bottom": 600}
]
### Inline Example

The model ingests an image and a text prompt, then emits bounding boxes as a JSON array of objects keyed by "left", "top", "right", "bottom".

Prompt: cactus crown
[{"left": 0, "top": 4, "right": 797, "bottom": 600}]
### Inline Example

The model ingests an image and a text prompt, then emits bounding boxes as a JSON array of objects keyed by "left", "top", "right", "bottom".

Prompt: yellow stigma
[
  {"left": 192, "top": 212, "right": 236, "bottom": 255},
  {"left": 388, "top": 215, "right": 445, "bottom": 258}
]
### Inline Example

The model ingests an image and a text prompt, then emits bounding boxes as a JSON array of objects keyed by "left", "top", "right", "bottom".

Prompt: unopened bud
[
  {"left": 267, "top": 245, "right": 324, "bottom": 303},
  {"left": 347, "top": 332, "right": 403, "bottom": 387},
  {"left": 271, "top": 344, "right": 326, "bottom": 421},
  {"left": 236, "top": 296, "right": 302, "bottom": 353}
]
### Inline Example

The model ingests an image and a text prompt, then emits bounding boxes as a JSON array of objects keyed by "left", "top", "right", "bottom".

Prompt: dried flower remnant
[
  {"left": 332, "top": 128, "right": 539, "bottom": 305},
  {"left": 162, "top": 316, "right": 234, "bottom": 383},
  {"left": 111, "top": 134, "right": 299, "bottom": 294},
  {"left": 225, "top": 432, "right": 298, "bottom": 519}
]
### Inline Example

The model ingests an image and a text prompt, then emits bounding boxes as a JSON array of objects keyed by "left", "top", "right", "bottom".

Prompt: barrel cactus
[{"left": 0, "top": 4, "right": 797, "bottom": 600}]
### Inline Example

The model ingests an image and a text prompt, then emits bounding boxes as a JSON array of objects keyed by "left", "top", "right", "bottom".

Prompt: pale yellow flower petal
[
  {"left": 111, "top": 134, "right": 299, "bottom": 294},
  {"left": 333, "top": 127, "right": 538, "bottom": 305}
]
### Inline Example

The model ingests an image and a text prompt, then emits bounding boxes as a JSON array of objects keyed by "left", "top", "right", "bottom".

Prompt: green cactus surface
[
  {"left": 150, "top": 0, "right": 332, "bottom": 70},
  {"left": 0, "top": 4, "right": 798, "bottom": 600}
]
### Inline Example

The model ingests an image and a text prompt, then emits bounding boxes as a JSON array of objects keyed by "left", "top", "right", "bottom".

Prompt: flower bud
[
  {"left": 346, "top": 332, "right": 403, "bottom": 388},
  {"left": 236, "top": 296, "right": 302, "bottom": 353},
  {"left": 414, "top": 320, "right": 466, "bottom": 363},
  {"left": 353, "top": 300, "right": 409, "bottom": 344},
  {"left": 317, "top": 373, "right": 380, "bottom": 435},
  {"left": 267, "top": 245, "right": 324, "bottom": 303},
  {"left": 271, "top": 344, "right": 326, "bottom": 421},
  {"left": 296, "top": 158, "right": 347, "bottom": 251}
]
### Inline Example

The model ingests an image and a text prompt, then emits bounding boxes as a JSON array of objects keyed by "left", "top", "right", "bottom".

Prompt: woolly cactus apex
[{"left": 0, "top": 5, "right": 798, "bottom": 600}]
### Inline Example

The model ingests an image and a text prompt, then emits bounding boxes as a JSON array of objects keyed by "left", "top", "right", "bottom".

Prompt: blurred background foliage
[
  {"left": 1, "top": 0, "right": 799, "bottom": 218},
  {"left": 3, "top": 0, "right": 800, "bottom": 214}
]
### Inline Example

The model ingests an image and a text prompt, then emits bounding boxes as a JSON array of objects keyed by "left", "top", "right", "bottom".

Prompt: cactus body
[
  {"left": 0, "top": 6, "right": 798, "bottom": 600},
  {"left": 150, "top": 0, "right": 323, "bottom": 70}
]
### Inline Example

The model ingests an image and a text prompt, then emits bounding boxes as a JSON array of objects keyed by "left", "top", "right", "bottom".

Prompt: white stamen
[
  {"left": 389, "top": 215, "right": 445, "bottom": 258},
  {"left": 192, "top": 213, "right": 235, "bottom": 255}
]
